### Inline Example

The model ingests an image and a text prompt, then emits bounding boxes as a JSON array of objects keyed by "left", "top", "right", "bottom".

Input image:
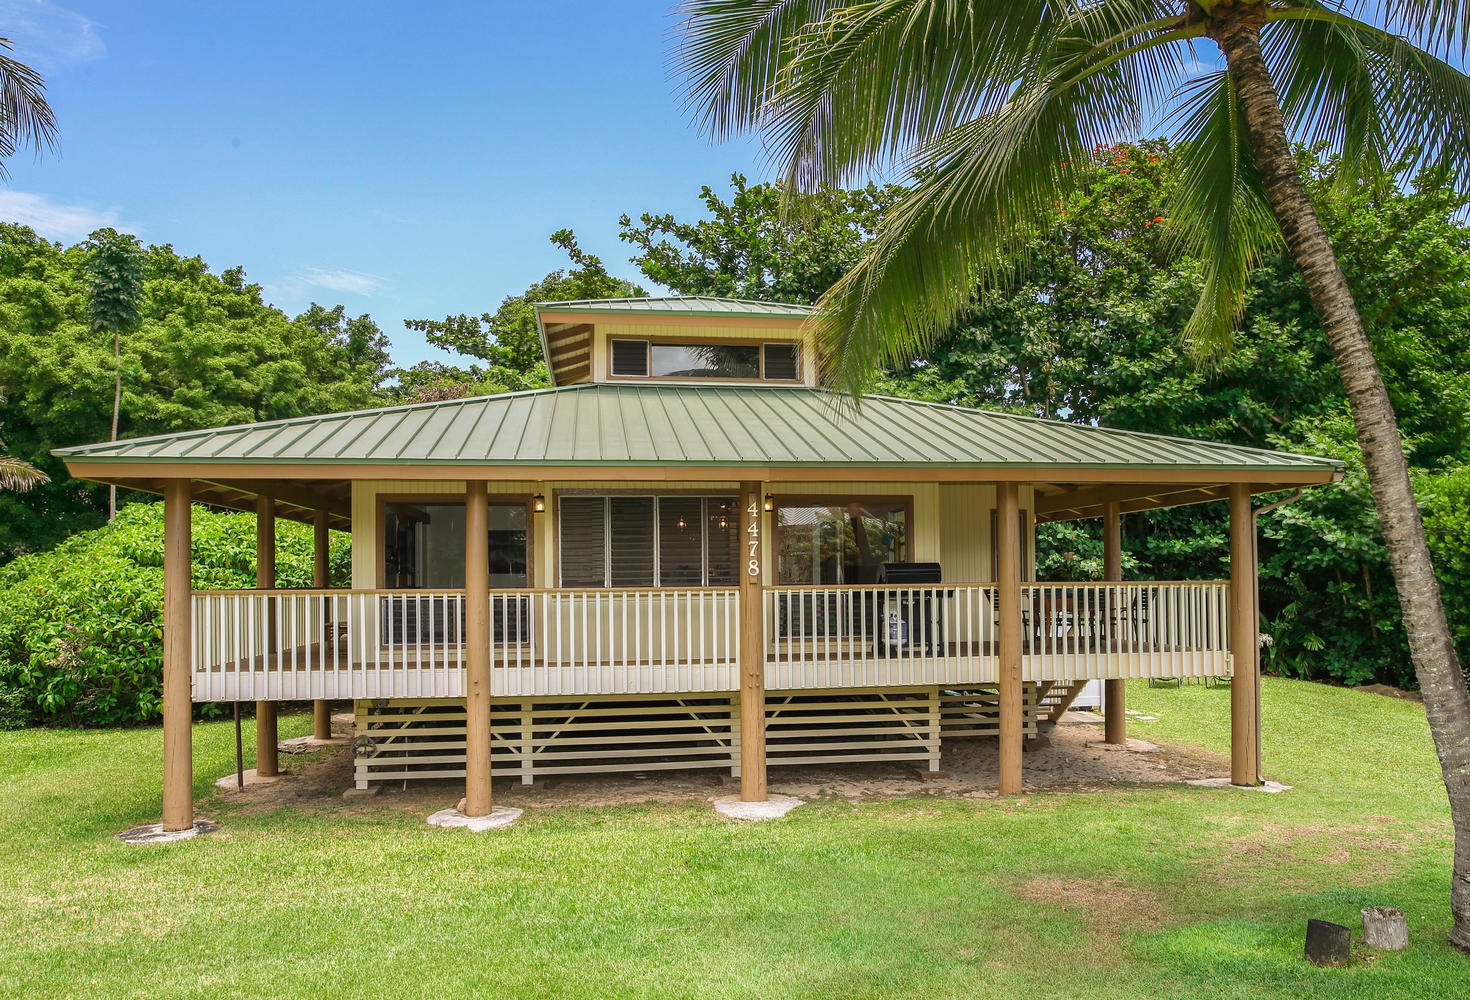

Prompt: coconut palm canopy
[
  {"left": 0, "top": 36, "right": 57, "bottom": 177},
  {"left": 675, "top": 0, "right": 1470, "bottom": 390},
  {"left": 675, "top": 0, "right": 1470, "bottom": 951}
]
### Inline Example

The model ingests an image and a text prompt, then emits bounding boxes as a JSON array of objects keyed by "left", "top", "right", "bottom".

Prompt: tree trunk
[
  {"left": 110, "top": 328, "right": 120, "bottom": 519},
  {"left": 1213, "top": 9, "right": 1470, "bottom": 952}
]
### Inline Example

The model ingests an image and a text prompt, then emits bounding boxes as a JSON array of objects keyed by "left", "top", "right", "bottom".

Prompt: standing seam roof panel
[{"left": 53, "top": 383, "right": 1344, "bottom": 475}]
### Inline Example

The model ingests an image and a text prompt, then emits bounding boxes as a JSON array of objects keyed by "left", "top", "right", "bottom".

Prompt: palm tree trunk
[{"left": 1213, "top": 9, "right": 1470, "bottom": 951}]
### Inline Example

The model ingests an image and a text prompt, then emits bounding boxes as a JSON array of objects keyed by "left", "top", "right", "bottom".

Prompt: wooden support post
[
  {"left": 255, "top": 495, "right": 279, "bottom": 778},
  {"left": 311, "top": 509, "right": 332, "bottom": 741},
  {"left": 739, "top": 480, "right": 767, "bottom": 802},
  {"left": 1103, "top": 500, "right": 1127, "bottom": 745},
  {"left": 463, "top": 479, "right": 493, "bottom": 816},
  {"left": 162, "top": 480, "right": 194, "bottom": 831},
  {"left": 997, "top": 482, "right": 1024, "bottom": 795},
  {"left": 1229, "top": 483, "right": 1260, "bottom": 786}
]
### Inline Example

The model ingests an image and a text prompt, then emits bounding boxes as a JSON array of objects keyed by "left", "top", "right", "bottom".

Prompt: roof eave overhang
[{"left": 63, "top": 458, "right": 1341, "bottom": 488}]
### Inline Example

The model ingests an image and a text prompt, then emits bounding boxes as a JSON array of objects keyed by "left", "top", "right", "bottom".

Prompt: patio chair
[
  {"left": 985, "top": 588, "right": 1033, "bottom": 652},
  {"left": 1129, "top": 587, "right": 1157, "bottom": 649}
]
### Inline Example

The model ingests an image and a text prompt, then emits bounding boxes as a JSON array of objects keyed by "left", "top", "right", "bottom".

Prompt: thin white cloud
[
  {"left": 300, "top": 266, "right": 383, "bottom": 296},
  {"left": 0, "top": 189, "right": 124, "bottom": 241},
  {"left": 0, "top": 1, "right": 106, "bottom": 71}
]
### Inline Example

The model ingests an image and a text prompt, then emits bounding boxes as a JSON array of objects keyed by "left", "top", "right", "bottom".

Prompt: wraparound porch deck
[{"left": 191, "top": 581, "right": 1231, "bottom": 702}]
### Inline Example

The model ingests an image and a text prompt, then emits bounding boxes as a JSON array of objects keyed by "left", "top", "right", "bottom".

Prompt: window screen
[
  {"left": 559, "top": 496, "right": 607, "bottom": 587},
  {"left": 609, "top": 497, "right": 656, "bottom": 586},
  {"left": 659, "top": 497, "right": 705, "bottom": 586},
  {"left": 610, "top": 339, "right": 649, "bottom": 377},
  {"left": 762, "top": 343, "right": 800, "bottom": 380},
  {"left": 705, "top": 498, "right": 739, "bottom": 584}
]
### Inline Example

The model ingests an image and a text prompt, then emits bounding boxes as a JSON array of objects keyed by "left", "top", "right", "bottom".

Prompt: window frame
[
  {"left": 760, "top": 341, "right": 801, "bottom": 381},
  {"left": 604, "top": 335, "right": 804, "bottom": 384},
  {"left": 376, "top": 492, "right": 537, "bottom": 589},
  {"left": 554, "top": 491, "right": 741, "bottom": 588},
  {"left": 771, "top": 494, "right": 916, "bottom": 586}
]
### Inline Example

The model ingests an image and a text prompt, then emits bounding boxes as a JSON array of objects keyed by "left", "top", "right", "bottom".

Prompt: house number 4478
[{"left": 746, "top": 499, "right": 761, "bottom": 578}]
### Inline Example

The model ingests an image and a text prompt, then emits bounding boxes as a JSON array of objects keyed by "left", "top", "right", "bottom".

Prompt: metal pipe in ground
[{"left": 234, "top": 702, "right": 244, "bottom": 791}]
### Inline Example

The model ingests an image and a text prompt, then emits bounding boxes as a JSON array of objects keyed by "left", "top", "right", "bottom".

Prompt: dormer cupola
[{"left": 534, "top": 296, "right": 815, "bottom": 387}]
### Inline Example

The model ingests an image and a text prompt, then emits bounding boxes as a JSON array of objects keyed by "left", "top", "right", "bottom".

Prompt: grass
[{"left": 0, "top": 678, "right": 1463, "bottom": 998}]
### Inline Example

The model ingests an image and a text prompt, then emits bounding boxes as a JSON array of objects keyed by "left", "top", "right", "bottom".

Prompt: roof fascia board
[
  {"left": 63, "top": 459, "right": 1340, "bottom": 485},
  {"left": 536, "top": 310, "right": 809, "bottom": 330}
]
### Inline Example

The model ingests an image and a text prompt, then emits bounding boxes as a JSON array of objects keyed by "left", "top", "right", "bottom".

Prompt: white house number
[{"left": 746, "top": 499, "right": 761, "bottom": 578}]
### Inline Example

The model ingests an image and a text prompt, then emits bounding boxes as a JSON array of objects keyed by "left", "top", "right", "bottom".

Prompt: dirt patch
[
  {"left": 205, "top": 716, "right": 1232, "bottom": 816},
  {"left": 1198, "top": 821, "right": 1417, "bottom": 888},
  {"left": 1013, "top": 875, "right": 1170, "bottom": 963},
  {"left": 1355, "top": 683, "right": 1424, "bottom": 703}
]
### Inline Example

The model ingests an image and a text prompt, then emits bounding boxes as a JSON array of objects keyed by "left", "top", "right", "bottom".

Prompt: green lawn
[{"left": 0, "top": 679, "right": 1463, "bottom": 999}]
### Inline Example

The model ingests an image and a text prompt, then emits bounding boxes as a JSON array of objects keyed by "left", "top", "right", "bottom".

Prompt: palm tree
[
  {"left": 677, "top": 0, "right": 1470, "bottom": 949},
  {"left": 0, "top": 43, "right": 56, "bottom": 497},
  {"left": 83, "top": 229, "right": 146, "bottom": 519}
]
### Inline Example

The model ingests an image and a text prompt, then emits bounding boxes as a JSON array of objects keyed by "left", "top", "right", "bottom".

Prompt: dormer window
[{"left": 609, "top": 339, "right": 802, "bottom": 382}]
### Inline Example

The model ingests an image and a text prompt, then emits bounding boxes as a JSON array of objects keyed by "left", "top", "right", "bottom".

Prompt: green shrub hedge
[{"left": 0, "top": 502, "right": 349, "bottom": 726}]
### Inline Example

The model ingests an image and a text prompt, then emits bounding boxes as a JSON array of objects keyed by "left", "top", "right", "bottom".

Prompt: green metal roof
[
  {"left": 55, "top": 383, "right": 1343, "bottom": 476},
  {"left": 535, "top": 296, "right": 812, "bottom": 319}
]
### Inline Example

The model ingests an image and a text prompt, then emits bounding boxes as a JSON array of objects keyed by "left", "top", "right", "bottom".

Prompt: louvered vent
[
  {"left": 610, "top": 339, "right": 649, "bottom": 377},
  {"left": 763, "top": 343, "right": 800, "bottom": 381}
]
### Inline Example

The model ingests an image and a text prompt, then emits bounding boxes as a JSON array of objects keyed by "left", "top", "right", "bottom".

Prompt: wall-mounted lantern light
[
  {"left": 763, "top": 494, "right": 775, "bottom": 512},
  {"left": 532, "top": 494, "right": 546, "bottom": 513}
]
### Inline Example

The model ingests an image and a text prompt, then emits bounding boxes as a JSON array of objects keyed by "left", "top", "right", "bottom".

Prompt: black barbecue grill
[{"left": 875, "top": 562, "right": 946, "bottom": 654}]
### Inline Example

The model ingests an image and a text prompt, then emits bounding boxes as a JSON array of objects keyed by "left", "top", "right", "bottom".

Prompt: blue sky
[{"left": 0, "top": 1, "right": 768, "bottom": 367}]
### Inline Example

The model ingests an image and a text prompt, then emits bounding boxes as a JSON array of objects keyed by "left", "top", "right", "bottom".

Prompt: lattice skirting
[{"left": 352, "top": 684, "right": 1046, "bottom": 788}]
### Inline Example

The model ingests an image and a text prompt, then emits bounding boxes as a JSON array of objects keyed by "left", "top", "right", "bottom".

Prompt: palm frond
[
  {"left": 0, "top": 38, "right": 58, "bottom": 176},
  {"left": 0, "top": 455, "right": 48, "bottom": 491},
  {"left": 763, "top": 0, "right": 1068, "bottom": 191},
  {"left": 1366, "top": 0, "right": 1470, "bottom": 60},
  {"left": 672, "top": 1, "right": 834, "bottom": 142},
  {"left": 1163, "top": 72, "right": 1280, "bottom": 357},
  {"left": 796, "top": 3, "right": 1200, "bottom": 394},
  {"left": 1263, "top": 4, "right": 1390, "bottom": 179},
  {"left": 811, "top": 24, "right": 1184, "bottom": 395},
  {"left": 1267, "top": 4, "right": 1470, "bottom": 184}
]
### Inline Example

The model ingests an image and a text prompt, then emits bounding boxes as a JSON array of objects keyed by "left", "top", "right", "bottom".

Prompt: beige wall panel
[{"left": 939, "top": 483, "right": 994, "bottom": 584}]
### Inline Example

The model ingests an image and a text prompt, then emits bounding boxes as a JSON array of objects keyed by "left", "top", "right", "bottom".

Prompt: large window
[
  {"left": 610, "top": 339, "right": 801, "bottom": 381},
  {"left": 383, "top": 502, "right": 528, "bottom": 588},
  {"left": 776, "top": 500, "right": 908, "bottom": 585},
  {"left": 559, "top": 495, "right": 738, "bottom": 587}
]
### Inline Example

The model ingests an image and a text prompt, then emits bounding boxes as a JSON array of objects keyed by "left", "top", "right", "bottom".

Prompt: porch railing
[
  {"left": 191, "top": 588, "right": 740, "bottom": 701},
  {"left": 190, "top": 581, "right": 1228, "bottom": 702}
]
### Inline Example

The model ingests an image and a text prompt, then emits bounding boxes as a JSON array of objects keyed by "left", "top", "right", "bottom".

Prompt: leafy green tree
[
  {"left": 679, "top": 0, "right": 1470, "bottom": 946},
  {"left": 393, "top": 230, "right": 645, "bottom": 402},
  {"left": 83, "top": 228, "right": 146, "bottom": 518},
  {"left": 620, "top": 173, "right": 900, "bottom": 302},
  {"left": 0, "top": 226, "right": 389, "bottom": 558},
  {"left": 0, "top": 502, "right": 349, "bottom": 726}
]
